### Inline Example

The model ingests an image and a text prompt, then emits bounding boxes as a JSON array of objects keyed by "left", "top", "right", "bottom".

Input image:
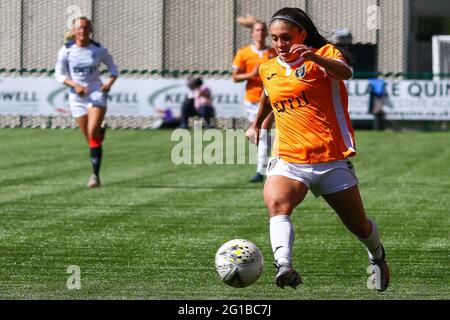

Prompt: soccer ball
[{"left": 214, "top": 239, "right": 264, "bottom": 288}]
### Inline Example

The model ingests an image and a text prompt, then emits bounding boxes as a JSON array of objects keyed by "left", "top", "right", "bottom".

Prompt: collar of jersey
[
  {"left": 250, "top": 44, "right": 269, "bottom": 57},
  {"left": 71, "top": 43, "right": 92, "bottom": 49},
  {"left": 276, "top": 56, "right": 305, "bottom": 69}
]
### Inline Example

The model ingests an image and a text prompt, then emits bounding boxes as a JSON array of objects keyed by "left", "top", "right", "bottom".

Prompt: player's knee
[
  {"left": 265, "top": 198, "right": 293, "bottom": 215},
  {"left": 87, "top": 127, "right": 98, "bottom": 138},
  {"left": 356, "top": 221, "right": 372, "bottom": 238},
  {"left": 353, "top": 221, "right": 372, "bottom": 238}
]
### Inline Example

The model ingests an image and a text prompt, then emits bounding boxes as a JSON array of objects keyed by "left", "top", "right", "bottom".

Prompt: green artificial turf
[{"left": 0, "top": 128, "right": 448, "bottom": 299}]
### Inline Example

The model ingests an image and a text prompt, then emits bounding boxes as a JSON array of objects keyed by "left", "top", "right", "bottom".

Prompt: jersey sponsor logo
[
  {"left": 295, "top": 65, "right": 306, "bottom": 79},
  {"left": 73, "top": 66, "right": 94, "bottom": 76},
  {"left": 272, "top": 91, "right": 309, "bottom": 114},
  {"left": 267, "top": 73, "right": 277, "bottom": 81}
]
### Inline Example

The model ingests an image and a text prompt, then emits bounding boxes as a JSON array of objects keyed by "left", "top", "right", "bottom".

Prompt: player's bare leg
[
  {"left": 264, "top": 175, "right": 308, "bottom": 288},
  {"left": 323, "top": 185, "right": 390, "bottom": 291},
  {"left": 76, "top": 115, "right": 88, "bottom": 143},
  {"left": 86, "top": 106, "right": 106, "bottom": 188}
]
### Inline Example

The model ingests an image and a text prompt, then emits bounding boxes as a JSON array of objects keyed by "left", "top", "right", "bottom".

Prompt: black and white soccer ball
[{"left": 215, "top": 239, "right": 264, "bottom": 288}]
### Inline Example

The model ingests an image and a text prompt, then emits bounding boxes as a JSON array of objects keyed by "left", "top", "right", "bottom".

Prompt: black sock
[{"left": 90, "top": 146, "right": 102, "bottom": 177}]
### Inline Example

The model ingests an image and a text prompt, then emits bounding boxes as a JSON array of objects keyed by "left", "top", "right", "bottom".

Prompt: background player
[
  {"left": 253, "top": 7, "right": 390, "bottom": 291},
  {"left": 233, "top": 16, "right": 277, "bottom": 183},
  {"left": 55, "top": 16, "right": 118, "bottom": 188}
]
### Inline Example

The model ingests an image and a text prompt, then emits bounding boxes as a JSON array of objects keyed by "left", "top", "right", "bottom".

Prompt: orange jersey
[
  {"left": 259, "top": 44, "right": 355, "bottom": 164},
  {"left": 233, "top": 45, "right": 277, "bottom": 103}
]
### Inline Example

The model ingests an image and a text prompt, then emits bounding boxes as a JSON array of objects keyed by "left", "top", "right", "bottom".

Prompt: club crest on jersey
[{"left": 295, "top": 65, "right": 306, "bottom": 79}]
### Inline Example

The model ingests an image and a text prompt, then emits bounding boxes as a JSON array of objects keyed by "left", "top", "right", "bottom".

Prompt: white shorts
[
  {"left": 266, "top": 157, "right": 359, "bottom": 197},
  {"left": 244, "top": 100, "right": 259, "bottom": 123},
  {"left": 69, "top": 89, "right": 107, "bottom": 118}
]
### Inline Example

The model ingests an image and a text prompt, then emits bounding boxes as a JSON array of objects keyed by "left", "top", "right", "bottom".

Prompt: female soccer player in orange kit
[{"left": 253, "top": 7, "right": 389, "bottom": 291}]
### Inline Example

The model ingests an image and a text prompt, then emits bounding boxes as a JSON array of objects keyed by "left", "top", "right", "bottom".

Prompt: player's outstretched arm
[
  {"left": 245, "top": 93, "right": 271, "bottom": 145},
  {"left": 100, "top": 47, "right": 118, "bottom": 92},
  {"left": 254, "top": 93, "right": 271, "bottom": 129},
  {"left": 236, "top": 15, "right": 258, "bottom": 28},
  {"left": 232, "top": 64, "right": 260, "bottom": 82},
  {"left": 306, "top": 54, "right": 352, "bottom": 80},
  {"left": 63, "top": 79, "right": 88, "bottom": 95},
  {"left": 101, "top": 76, "right": 117, "bottom": 93},
  {"left": 288, "top": 44, "right": 353, "bottom": 80}
]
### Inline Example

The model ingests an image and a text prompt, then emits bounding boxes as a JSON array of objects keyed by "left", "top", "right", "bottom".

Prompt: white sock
[
  {"left": 270, "top": 215, "right": 294, "bottom": 265},
  {"left": 358, "top": 218, "right": 383, "bottom": 260},
  {"left": 256, "top": 129, "right": 269, "bottom": 174}
]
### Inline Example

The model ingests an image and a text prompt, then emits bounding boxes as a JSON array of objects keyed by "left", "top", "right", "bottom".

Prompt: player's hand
[
  {"left": 100, "top": 83, "right": 112, "bottom": 93},
  {"left": 245, "top": 125, "right": 258, "bottom": 145},
  {"left": 237, "top": 15, "right": 258, "bottom": 28},
  {"left": 247, "top": 120, "right": 262, "bottom": 146},
  {"left": 74, "top": 84, "right": 88, "bottom": 96},
  {"left": 289, "top": 44, "right": 315, "bottom": 60}
]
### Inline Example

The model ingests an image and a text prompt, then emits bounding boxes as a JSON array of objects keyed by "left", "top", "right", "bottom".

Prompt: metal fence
[{"left": 1, "top": 0, "right": 409, "bottom": 75}]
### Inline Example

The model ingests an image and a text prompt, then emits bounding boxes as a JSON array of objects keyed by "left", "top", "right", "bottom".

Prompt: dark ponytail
[{"left": 270, "top": 7, "right": 352, "bottom": 64}]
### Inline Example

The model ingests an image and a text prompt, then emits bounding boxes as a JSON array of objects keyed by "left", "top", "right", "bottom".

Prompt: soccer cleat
[
  {"left": 369, "top": 245, "right": 390, "bottom": 292},
  {"left": 273, "top": 262, "right": 303, "bottom": 289},
  {"left": 249, "top": 173, "right": 264, "bottom": 183},
  {"left": 87, "top": 174, "right": 101, "bottom": 188}
]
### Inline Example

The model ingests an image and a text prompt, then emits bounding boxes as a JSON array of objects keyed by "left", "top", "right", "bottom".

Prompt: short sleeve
[
  {"left": 55, "top": 46, "right": 68, "bottom": 84},
  {"left": 232, "top": 49, "right": 245, "bottom": 71},
  {"left": 314, "top": 44, "right": 352, "bottom": 79},
  {"left": 258, "top": 64, "right": 268, "bottom": 96},
  {"left": 319, "top": 44, "right": 348, "bottom": 66},
  {"left": 258, "top": 63, "right": 264, "bottom": 79},
  {"left": 101, "top": 47, "right": 118, "bottom": 77}
]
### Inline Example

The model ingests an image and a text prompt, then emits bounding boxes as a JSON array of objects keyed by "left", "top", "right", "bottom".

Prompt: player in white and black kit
[{"left": 55, "top": 17, "right": 118, "bottom": 188}]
